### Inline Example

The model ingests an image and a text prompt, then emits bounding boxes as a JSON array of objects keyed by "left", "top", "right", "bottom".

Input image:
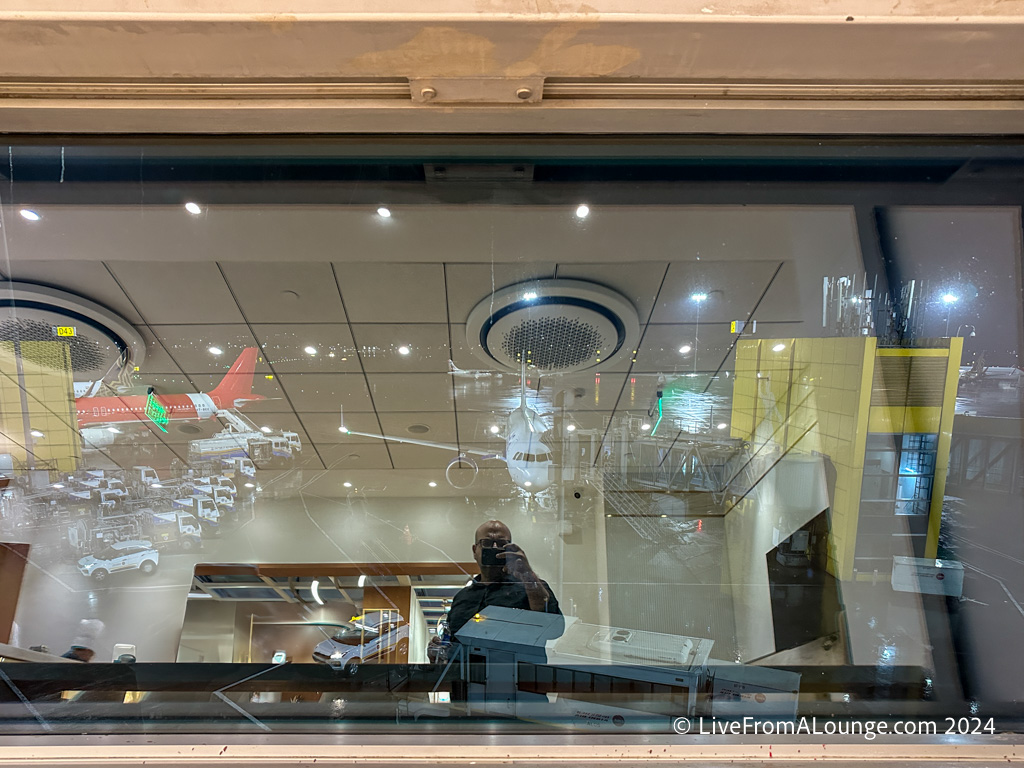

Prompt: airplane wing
[{"left": 340, "top": 428, "right": 501, "bottom": 458}]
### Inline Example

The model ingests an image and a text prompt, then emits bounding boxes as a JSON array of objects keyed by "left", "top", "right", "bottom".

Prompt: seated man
[{"left": 447, "top": 519, "right": 561, "bottom": 640}]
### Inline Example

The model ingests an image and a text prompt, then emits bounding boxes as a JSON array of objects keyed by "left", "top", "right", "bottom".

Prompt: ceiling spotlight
[
  {"left": 489, "top": 425, "right": 500, "bottom": 434},
  {"left": 691, "top": 293, "right": 708, "bottom": 302},
  {"left": 244, "top": 482, "right": 255, "bottom": 488},
  {"left": 260, "top": 426, "right": 272, "bottom": 434},
  {"left": 566, "top": 424, "right": 576, "bottom": 432},
  {"left": 428, "top": 481, "right": 437, "bottom": 488},
  {"left": 641, "top": 423, "right": 651, "bottom": 431},
  {"left": 184, "top": 202, "right": 202, "bottom": 215},
  {"left": 304, "top": 346, "right": 317, "bottom": 355},
  {"left": 717, "top": 423, "right": 728, "bottom": 430},
  {"left": 107, "top": 427, "right": 120, "bottom": 434},
  {"left": 942, "top": 293, "right": 959, "bottom": 304},
  {"left": 310, "top": 579, "right": 324, "bottom": 606},
  {"left": 208, "top": 346, "right": 223, "bottom": 356},
  {"left": 358, "top": 574, "right": 367, "bottom": 588},
  {"left": 398, "top": 345, "right": 411, "bottom": 355},
  {"left": 679, "top": 345, "right": 692, "bottom": 354},
  {"left": 343, "top": 481, "right": 352, "bottom": 488},
  {"left": 772, "top": 343, "right": 786, "bottom": 352},
  {"left": 19, "top": 209, "right": 40, "bottom": 221},
  {"left": 575, "top": 204, "right": 590, "bottom": 219},
  {"left": 29, "top": 430, "right": 44, "bottom": 438},
  {"left": 377, "top": 207, "right": 392, "bottom": 218},
  {"left": 524, "top": 481, "right": 533, "bottom": 487}
]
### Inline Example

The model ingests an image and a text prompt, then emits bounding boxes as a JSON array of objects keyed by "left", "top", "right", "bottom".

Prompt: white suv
[
  {"left": 78, "top": 540, "right": 160, "bottom": 582},
  {"left": 312, "top": 611, "right": 409, "bottom": 674}
]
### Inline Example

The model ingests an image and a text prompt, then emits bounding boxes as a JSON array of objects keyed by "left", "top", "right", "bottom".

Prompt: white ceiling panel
[
  {"left": 219, "top": 262, "right": 347, "bottom": 323},
  {"left": 274, "top": 373, "right": 374, "bottom": 412},
  {"left": 149, "top": 324, "right": 264, "bottom": 375},
  {"left": 353, "top": 324, "right": 451, "bottom": 374},
  {"left": 334, "top": 263, "right": 447, "bottom": 323},
  {"left": 253, "top": 323, "right": 358, "bottom": 373},
  {"left": 3, "top": 260, "right": 144, "bottom": 324},
  {"left": 367, "top": 372, "right": 454, "bottom": 413},
  {"left": 377, "top": 411, "right": 458, "bottom": 444},
  {"left": 107, "top": 261, "right": 244, "bottom": 324}
]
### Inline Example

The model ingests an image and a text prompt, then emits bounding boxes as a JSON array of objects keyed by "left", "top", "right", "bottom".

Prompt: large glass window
[{"left": 0, "top": 139, "right": 1021, "bottom": 739}]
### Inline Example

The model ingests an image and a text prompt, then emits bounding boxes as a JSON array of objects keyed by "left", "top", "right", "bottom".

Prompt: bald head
[
  {"left": 474, "top": 519, "right": 511, "bottom": 544},
  {"left": 472, "top": 519, "right": 512, "bottom": 577}
]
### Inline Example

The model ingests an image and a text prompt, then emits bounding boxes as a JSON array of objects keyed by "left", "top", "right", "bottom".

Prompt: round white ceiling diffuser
[
  {"left": 465, "top": 279, "right": 639, "bottom": 373},
  {"left": 0, "top": 282, "right": 145, "bottom": 381}
]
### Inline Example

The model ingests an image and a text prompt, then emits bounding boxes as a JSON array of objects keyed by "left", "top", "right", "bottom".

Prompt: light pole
[{"left": 941, "top": 293, "right": 958, "bottom": 336}]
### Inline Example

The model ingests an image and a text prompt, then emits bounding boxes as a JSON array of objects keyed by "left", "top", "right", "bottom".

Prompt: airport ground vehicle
[
  {"left": 312, "top": 611, "right": 410, "bottom": 674},
  {"left": 77, "top": 539, "right": 160, "bottom": 582}
]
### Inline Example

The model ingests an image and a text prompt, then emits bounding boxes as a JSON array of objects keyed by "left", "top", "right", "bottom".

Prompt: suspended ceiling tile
[
  {"left": 353, "top": 324, "right": 451, "bottom": 374},
  {"left": 367, "top": 372, "right": 454, "bottom": 413},
  {"left": 378, "top": 411, "right": 458, "bottom": 444},
  {"left": 219, "top": 262, "right": 347, "bottom": 323},
  {"left": 132, "top": 325, "right": 185, "bottom": 375},
  {"left": 274, "top": 372, "right": 374, "bottom": 412},
  {"left": 299, "top": 410, "right": 381, "bottom": 443},
  {"left": 635, "top": 323, "right": 736, "bottom": 374},
  {"left": 455, "top": 412, "right": 508, "bottom": 446},
  {"left": 649, "top": 261, "right": 787, "bottom": 324},
  {"left": 386, "top": 442, "right": 465, "bottom": 471},
  {"left": 315, "top": 441, "right": 394, "bottom": 470},
  {"left": 334, "top": 263, "right": 447, "bottom": 324},
  {"left": 3, "top": 260, "right": 144, "bottom": 324},
  {"left": 106, "top": 261, "right": 244, "bottom": 324},
  {"left": 252, "top": 323, "right": 357, "bottom": 373},
  {"left": 444, "top": 262, "right": 558, "bottom": 324},
  {"left": 552, "top": 262, "right": 668, "bottom": 325},
  {"left": 149, "top": 324, "right": 264, "bottom": 375},
  {"left": 188, "top": 371, "right": 292, "bottom": 412}
]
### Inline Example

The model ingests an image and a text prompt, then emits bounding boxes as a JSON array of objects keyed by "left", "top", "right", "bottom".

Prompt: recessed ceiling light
[
  {"left": 208, "top": 346, "right": 223, "bottom": 356},
  {"left": 377, "top": 207, "right": 392, "bottom": 218},
  {"left": 304, "top": 346, "right": 317, "bottom": 355},
  {"left": 717, "top": 423, "right": 728, "bottom": 430},
  {"left": 489, "top": 425, "right": 500, "bottom": 434},
  {"left": 244, "top": 482, "right": 255, "bottom": 488},
  {"left": 641, "top": 423, "right": 651, "bottom": 431},
  {"left": 691, "top": 293, "right": 708, "bottom": 302},
  {"left": 524, "top": 481, "right": 532, "bottom": 487},
  {"left": 772, "top": 343, "right": 786, "bottom": 352},
  {"left": 343, "top": 482, "right": 352, "bottom": 488},
  {"left": 566, "top": 424, "right": 576, "bottom": 432},
  {"left": 575, "top": 204, "right": 590, "bottom": 219},
  {"left": 260, "top": 426, "right": 272, "bottom": 433},
  {"left": 679, "top": 345, "right": 692, "bottom": 354},
  {"left": 184, "top": 202, "right": 202, "bottom": 215},
  {"left": 398, "top": 345, "right": 411, "bottom": 355},
  {"left": 428, "top": 481, "right": 437, "bottom": 488},
  {"left": 19, "top": 209, "right": 40, "bottom": 221},
  {"left": 30, "top": 430, "right": 44, "bottom": 438}
]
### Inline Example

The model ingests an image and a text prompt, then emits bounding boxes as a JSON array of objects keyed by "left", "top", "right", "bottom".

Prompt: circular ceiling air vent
[
  {"left": 465, "top": 279, "right": 639, "bottom": 373},
  {"left": 0, "top": 282, "right": 144, "bottom": 382}
]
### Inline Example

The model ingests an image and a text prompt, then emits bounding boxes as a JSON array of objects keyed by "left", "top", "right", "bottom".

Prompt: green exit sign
[{"left": 145, "top": 392, "right": 169, "bottom": 432}]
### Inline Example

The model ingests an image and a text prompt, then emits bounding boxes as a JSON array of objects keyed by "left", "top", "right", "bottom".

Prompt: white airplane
[
  {"left": 447, "top": 360, "right": 502, "bottom": 380},
  {"left": 340, "top": 368, "right": 553, "bottom": 493}
]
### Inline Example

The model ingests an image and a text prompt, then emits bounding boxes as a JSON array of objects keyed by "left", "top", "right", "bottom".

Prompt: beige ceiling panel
[
  {"left": 3, "top": 260, "right": 144, "bottom": 324},
  {"left": 386, "top": 442, "right": 465, "bottom": 471},
  {"left": 314, "top": 442, "right": 394, "bottom": 471},
  {"left": 353, "top": 324, "right": 451, "bottom": 374},
  {"left": 299, "top": 410, "right": 381, "bottom": 443},
  {"left": 133, "top": 325, "right": 185, "bottom": 375},
  {"left": 252, "top": 323, "right": 358, "bottom": 373},
  {"left": 454, "top": 412, "right": 508, "bottom": 447},
  {"left": 377, "top": 411, "right": 458, "bottom": 444},
  {"left": 189, "top": 371, "right": 292, "bottom": 412},
  {"left": 444, "top": 262, "right": 558, "bottom": 324},
  {"left": 368, "top": 372, "right": 454, "bottom": 413},
  {"left": 219, "top": 262, "right": 347, "bottom": 323},
  {"left": 334, "top": 263, "right": 447, "bottom": 324},
  {"left": 106, "top": 261, "right": 244, "bottom": 324},
  {"left": 148, "top": 324, "right": 265, "bottom": 375},
  {"left": 649, "top": 261, "right": 788, "bottom": 324},
  {"left": 274, "top": 372, "right": 374, "bottom": 412},
  {"left": 552, "top": 262, "right": 669, "bottom": 325},
  {"left": 634, "top": 323, "right": 735, "bottom": 374}
]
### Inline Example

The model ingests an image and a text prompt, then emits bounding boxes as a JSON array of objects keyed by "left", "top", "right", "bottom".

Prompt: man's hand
[{"left": 498, "top": 544, "right": 550, "bottom": 611}]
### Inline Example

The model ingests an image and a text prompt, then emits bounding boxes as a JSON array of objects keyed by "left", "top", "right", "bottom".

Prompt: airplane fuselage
[{"left": 504, "top": 404, "right": 554, "bottom": 492}]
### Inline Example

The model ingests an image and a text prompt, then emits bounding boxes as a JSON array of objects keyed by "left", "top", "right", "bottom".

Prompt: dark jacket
[{"left": 448, "top": 573, "right": 562, "bottom": 641}]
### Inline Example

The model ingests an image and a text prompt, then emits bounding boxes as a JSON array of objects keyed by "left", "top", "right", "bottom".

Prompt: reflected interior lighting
[
  {"left": 107, "top": 427, "right": 120, "bottom": 433},
  {"left": 575, "top": 204, "right": 590, "bottom": 219},
  {"left": 358, "top": 574, "right": 367, "bottom": 588},
  {"left": 19, "top": 209, "right": 41, "bottom": 221},
  {"left": 679, "top": 345, "right": 692, "bottom": 354},
  {"left": 151, "top": 483, "right": 162, "bottom": 488},
  {"left": 52, "top": 483, "right": 64, "bottom": 489},
  {"left": 343, "top": 482, "right": 352, "bottom": 488},
  {"left": 187, "top": 592, "right": 213, "bottom": 599},
  {"left": 641, "top": 423, "right": 651, "bottom": 431},
  {"left": 339, "top": 426, "right": 349, "bottom": 433},
  {"left": 184, "top": 202, "right": 202, "bottom": 215},
  {"left": 244, "top": 482, "right": 255, "bottom": 488},
  {"left": 208, "top": 346, "right": 223, "bottom": 356},
  {"left": 717, "top": 423, "right": 728, "bottom": 430},
  {"left": 304, "top": 346, "right": 317, "bottom": 355},
  {"left": 310, "top": 579, "right": 324, "bottom": 606},
  {"left": 523, "top": 291, "right": 538, "bottom": 301},
  {"left": 260, "top": 426, "right": 272, "bottom": 433},
  {"left": 942, "top": 293, "right": 959, "bottom": 304},
  {"left": 772, "top": 343, "right": 786, "bottom": 352},
  {"left": 524, "top": 481, "right": 533, "bottom": 487},
  {"left": 376, "top": 207, "right": 391, "bottom": 218},
  {"left": 398, "top": 346, "right": 411, "bottom": 355},
  {"left": 489, "top": 425, "right": 500, "bottom": 434},
  {"left": 328, "top": 352, "right": 336, "bottom": 357},
  {"left": 566, "top": 424, "right": 576, "bottom": 432},
  {"left": 29, "top": 430, "right": 44, "bottom": 438},
  {"left": 429, "top": 481, "right": 437, "bottom": 487},
  {"left": 465, "top": 579, "right": 474, "bottom": 587},
  {"left": 691, "top": 293, "right": 708, "bottom": 302}
]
